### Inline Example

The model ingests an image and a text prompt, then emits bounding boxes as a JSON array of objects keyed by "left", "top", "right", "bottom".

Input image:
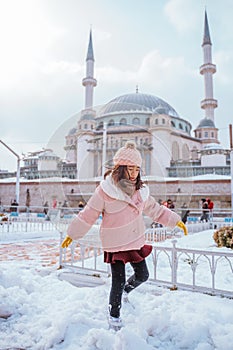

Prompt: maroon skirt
[{"left": 104, "top": 244, "right": 152, "bottom": 264}]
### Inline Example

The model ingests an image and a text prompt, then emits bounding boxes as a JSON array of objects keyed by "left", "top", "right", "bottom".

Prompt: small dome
[
  {"left": 99, "top": 93, "right": 179, "bottom": 117},
  {"left": 203, "top": 143, "right": 223, "bottom": 150},
  {"left": 197, "top": 118, "right": 216, "bottom": 128},
  {"left": 39, "top": 150, "right": 58, "bottom": 158},
  {"left": 68, "top": 127, "right": 77, "bottom": 136}
]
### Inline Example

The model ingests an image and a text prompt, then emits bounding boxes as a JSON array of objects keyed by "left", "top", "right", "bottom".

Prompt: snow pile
[{"left": 0, "top": 231, "right": 233, "bottom": 349}]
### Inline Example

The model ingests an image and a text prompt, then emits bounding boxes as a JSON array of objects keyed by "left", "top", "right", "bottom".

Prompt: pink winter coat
[{"left": 67, "top": 175, "right": 181, "bottom": 252}]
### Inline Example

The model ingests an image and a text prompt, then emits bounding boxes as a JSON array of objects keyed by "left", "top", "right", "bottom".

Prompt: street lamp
[
  {"left": 0, "top": 140, "right": 20, "bottom": 204},
  {"left": 229, "top": 125, "right": 233, "bottom": 217},
  {"left": 102, "top": 122, "right": 107, "bottom": 177}
]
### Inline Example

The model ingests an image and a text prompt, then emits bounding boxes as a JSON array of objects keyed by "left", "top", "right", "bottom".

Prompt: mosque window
[
  {"left": 171, "top": 121, "right": 176, "bottom": 127},
  {"left": 155, "top": 118, "right": 158, "bottom": 125},
  {"left": 191, "top": 147, "right": 198, "bottom": 160},
  {"left": 133, "top": 117, "right": 140, "bottom": 125},
  {"left": 179, "top": 123, "right": 183, "bottom": 130},
  {"left": 182, "top": 144, "right": 190, "bottom": 161},
  {"left": 211, "top": 131, "right": 214, "bottom": 138},
  {"left": 108, "top": 119, "right": 115, "bottom": 126},
  {"left": 162, "top": 118, "right": 165, "bottom": 124},
  {"left": 145, "top": 118, "right": 150, "bottom": 125},
  {"left": 204, "top": 131, "right": 208, "bottom": 138},
  {"left": 120, "top": 118, "right": 127, "bottom": 125},
  {"left": 172, "top": 141, "right": 180, "bottom": 161},
  {"left": 185, "top": 126, "right": 188, "bottom": 132},
  {"left": 145, "top": 153, "right": 151, "bottom": 174},
  {"left": 84, "top": 124, "right": 88, "bottom": 129},
  {"left": 97, "top": 122, "right": 103, "bottom": 130}
]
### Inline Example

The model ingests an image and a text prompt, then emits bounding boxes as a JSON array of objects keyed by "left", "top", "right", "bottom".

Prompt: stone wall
[{"left": 0, "top": 177, "right": 231, "bottom": 211}]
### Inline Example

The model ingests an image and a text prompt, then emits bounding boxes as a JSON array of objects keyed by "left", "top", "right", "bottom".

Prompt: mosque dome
[
  {"left": 99, "top": 93, "right": 179, "bottom": 118},
  {"left": 203, "top": 143, "right": 223, "bottom": 150},
  {"left": 68, "top": 127, "right": 77, "bottom": 135},
  {"left": 39, "top": 150, "right": 59, "bottom": 159},
  {"left": 197, "top": 118, "right": 216, "bottom": 128}
]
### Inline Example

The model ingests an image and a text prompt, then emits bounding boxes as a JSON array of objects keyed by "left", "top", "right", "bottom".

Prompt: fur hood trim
[{"left": 100, "top": 175, "right": 149, "bottom": 202}]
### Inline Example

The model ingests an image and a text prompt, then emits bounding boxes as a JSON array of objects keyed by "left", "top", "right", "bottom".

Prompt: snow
[
  {"left": 1, "top": 229, "right": 233, "bottom": 350},
  {"left": 0, "top": 173, "right": 231, "bottom": 184}
]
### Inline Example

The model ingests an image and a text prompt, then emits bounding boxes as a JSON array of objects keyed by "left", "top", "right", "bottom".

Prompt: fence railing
[
  {"left": 0, "top": 217, "right": 72, "bottom": 234},
  {"left": 1, "top": 213, "right": 233, "bottom": 298},
  {"left": 151, "top": 240, "right": 233, "bottom": 298},
  {"left": 59, "top": 222, "right": 233, "bottom": 298}
]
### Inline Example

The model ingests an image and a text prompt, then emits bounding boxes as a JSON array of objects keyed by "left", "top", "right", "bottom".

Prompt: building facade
[
  {"left": 64, "top": 11, "right": 230, "bottom": 180},
  {"left": 12, "top": 11, "right": 230, "bottom": 181}
]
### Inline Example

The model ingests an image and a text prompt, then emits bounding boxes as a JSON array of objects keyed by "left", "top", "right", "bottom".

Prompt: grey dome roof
[
  {"left": 197, "top": 118, "right": 216, "bottom": 128},
  {"left": 100, "top": 93, "right": 179, "bottom": 117},
  {"left": 39, "top": 150, "right": 58, "bottom": 158},
  {"left": 68, "top": 127, "right": 77, "bottom": 135},
  {"left": 203, "top": 143, "right": 223, "bottom": 150}
]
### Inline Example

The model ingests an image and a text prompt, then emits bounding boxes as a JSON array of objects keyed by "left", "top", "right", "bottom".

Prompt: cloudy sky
[{"left": 1, "top": 0, "right": 233, "bottom": 171}]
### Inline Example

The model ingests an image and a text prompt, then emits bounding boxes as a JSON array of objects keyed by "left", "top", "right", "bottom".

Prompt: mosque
[
  {"left": 0, "top": 10, "right": 231, "bottom": 209},
  {"left": 64, "top": 10, "right": 230, "bottom": 180}
]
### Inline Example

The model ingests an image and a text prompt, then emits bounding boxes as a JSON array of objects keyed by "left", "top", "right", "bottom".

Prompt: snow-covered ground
[{"left": 1, "top": 229, "right": 233, "bottom": 350}]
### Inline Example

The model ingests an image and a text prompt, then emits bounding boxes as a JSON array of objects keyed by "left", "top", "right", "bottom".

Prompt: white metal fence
[
  {"left": 151, "top": 240, "right": 233, "bottom": 298},
  {"left": 1, "top": 212, "right": 233, "bottom": 298},
  {"left": 59, "top": 221, "right": 233, "bottom": 298}
]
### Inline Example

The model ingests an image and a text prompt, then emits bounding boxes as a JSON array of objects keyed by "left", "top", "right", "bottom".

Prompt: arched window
[
  {"left": 162, "top": 118, "right": 165, "bottom": 124},
  {"left": 182, "top": 144, "right": 189, "bottom": 161},
  {"left": 145, "top": 153, "right": 151, "bottom": 175},
  {"left": 155, "top": 118, "right": 158, "bottom": 125},
  {"left": 120, "top": 118, "right": 127, "bottom": 125},
  {"left": 132, "top": 117, "right": 140, "bottom": 125},
  {"left": 171, "top": 120, "right": 176, "bottom": 127},
  {"left": 191, "top": 147, "right": 198, "bottom": 160},
  {"left": 108, "top": 119, "right": 115, "bottom": 126},
  {"left": 145, "top": 118, "right": 150, "bottom": 125},
  {"left": 179, "top": 123, "right": 183, "bottom": 130},
  {"left": 172, "top": 141, "right": 180, "bottom": 161},
  {"left": 97, "top": 122, "right": 103, "bottom": 130}
]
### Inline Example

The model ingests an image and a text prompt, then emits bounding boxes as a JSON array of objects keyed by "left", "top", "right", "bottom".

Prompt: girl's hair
[{"left": 104, "top": 165, "right": 143, "bottom": 190}]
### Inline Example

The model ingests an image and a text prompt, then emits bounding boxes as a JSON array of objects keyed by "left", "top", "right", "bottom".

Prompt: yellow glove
[
  {"left": 176, "top": 221, "right": 188, "bottom": 236},
  {"left": 61, "top": 235, "right": 73, "bottom": 248}
]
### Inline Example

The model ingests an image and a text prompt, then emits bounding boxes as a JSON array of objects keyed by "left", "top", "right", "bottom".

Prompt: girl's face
[{"left": 126, "top": 165, "right": 140, "bottom": 181}]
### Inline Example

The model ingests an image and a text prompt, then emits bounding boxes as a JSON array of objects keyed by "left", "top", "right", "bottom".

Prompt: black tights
[{"left": 109, "top": 259, "right": 149, "bottom": 318}]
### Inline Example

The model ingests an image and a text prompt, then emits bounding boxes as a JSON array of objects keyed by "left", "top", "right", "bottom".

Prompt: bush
[{"left": 213, "top": 226, "right": 233, "bottom": 249}]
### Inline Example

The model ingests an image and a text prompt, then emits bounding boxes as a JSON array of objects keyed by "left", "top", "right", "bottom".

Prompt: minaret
[
  {"left": 199, "top": 10, "right": 218, "bottom": 122},
  {"left": 194, "top": 10, "right": 219, "bottom": 145},
  {"left": 76, "top": 30, "right": 97, "bottom": 179},
  {"left": 82, "top": 29, "right": 97, "bottom": 111}
]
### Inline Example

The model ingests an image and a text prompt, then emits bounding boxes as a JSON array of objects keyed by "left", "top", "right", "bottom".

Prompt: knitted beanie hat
[{"left": 113, "top": 141, "right": 142, "bottom": 167}]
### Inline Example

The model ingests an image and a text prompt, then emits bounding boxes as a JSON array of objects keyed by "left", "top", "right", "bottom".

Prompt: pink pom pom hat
[{"left": 113, "top": 141, "right": 142, "bottom": 167}]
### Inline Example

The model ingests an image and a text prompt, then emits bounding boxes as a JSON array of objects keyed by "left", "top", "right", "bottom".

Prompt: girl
[{"left": 62, "top": 141, "right": 187, "bottom": 330}]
